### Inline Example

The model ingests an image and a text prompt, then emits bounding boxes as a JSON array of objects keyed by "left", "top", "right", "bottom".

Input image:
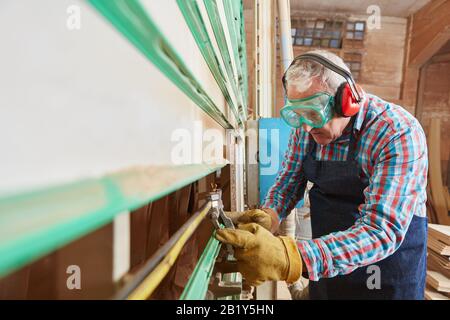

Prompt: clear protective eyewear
[{"left": 280, "top": 92, "right": 334, "bottom": 129}]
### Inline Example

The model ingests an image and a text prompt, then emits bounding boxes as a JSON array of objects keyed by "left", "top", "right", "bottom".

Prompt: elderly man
[{"left": 217, "top": 50, "right": 428, "bottom": 300}]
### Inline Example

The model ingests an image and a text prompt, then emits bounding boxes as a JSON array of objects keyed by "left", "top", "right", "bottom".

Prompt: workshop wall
[
  {"left": 242, "top": 2, "right": 449, "bottom": 187},
  {"left": 419, "top": 60, "right": 450, "bottom": 184}
]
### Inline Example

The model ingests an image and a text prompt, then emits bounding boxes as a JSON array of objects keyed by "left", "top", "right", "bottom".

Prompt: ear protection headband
[{"left": 283, "top": 53, "right": 364, "bottom": 117}]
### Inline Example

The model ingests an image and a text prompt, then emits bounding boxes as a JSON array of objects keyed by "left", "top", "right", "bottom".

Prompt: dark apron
[{"left": 302, "top": 122, "right": 427, "bottom": 300}]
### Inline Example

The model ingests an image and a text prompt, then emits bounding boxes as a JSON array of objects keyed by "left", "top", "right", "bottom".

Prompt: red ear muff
[{"left": 334, "top": 82, "right": 361, "bottom": 117}]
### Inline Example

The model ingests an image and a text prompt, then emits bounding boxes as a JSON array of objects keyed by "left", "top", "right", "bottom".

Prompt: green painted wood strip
[
  {"left": 177, "top": 0, "right": 243, "bottom": 128},
  {"left": 223, "top": 0, "right": 248, "bottom": 117},
  {"left": 237, "top": 0, "right": 249, "bottom": 102},
  {"left": 0, "top": 163, "right": 226, "bottom": 277},
  {"left": 89, "top": 0, "right": 232, "bottom": 129},
  {"left": 203, "top": 0, "right": 247, "bottom": 123},
  {"left": 180, "top": 234, "right": 221, "bottom": 300},
  {"left": 221, "top": 0, "right": 248, "bottom": 117},
  {"left": 222, "top": 0, "right": 240, "bottom": 69},
  {"left": 225, "top": 0, "right": 248, "bottom": 106}
]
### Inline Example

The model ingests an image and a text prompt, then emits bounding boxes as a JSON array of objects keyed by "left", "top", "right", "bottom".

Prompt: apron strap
[{"left": 347, "top": 116, "right": 359, "bottom": 162}]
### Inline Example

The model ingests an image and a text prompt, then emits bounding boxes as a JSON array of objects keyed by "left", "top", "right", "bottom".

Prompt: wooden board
[
  {"left": 428, "top": 237, "right": 450, "bottom": 256},
  {"left": 427, "top": 270, "right": 450, "bottom": 293},
  {"left": 426, "top": 185, "right": 438, "bottom": 224},
  {"left": 429, "top": 223, "right": 450, "bottom": 245},
  {"left": 0, "top": 223, "right": 114, "bottom": 299},
  {"left": 428, "top": 254, "right": 450, "bottom": 279},
  {"left": 425, "top": 287, "right": 450, "bottom": 300},
  {"left": 429, "top": 248, "right": 450, "bottom": 267},
  {"left": 55, "top": 224, "right": 114, "bottom": 299},
  {"left": 129, "top": 205, "right": 151, "bottom": 272}
]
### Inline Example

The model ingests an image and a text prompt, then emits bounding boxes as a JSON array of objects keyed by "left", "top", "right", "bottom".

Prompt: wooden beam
[
  {"left": 408, "top": 0, "right": 450, "bottom": 66},
  {"left": 410, "top": 27, "right": 450, "bottom": 66},
  {"left": 432, "top": 52, "right": 450, "bottom": 63},
  {"left": 414, "top": 62, "right": 429, "bottom": 122},
  {"left": 427, "top": 270, "right": 450, "bottom": 293}
]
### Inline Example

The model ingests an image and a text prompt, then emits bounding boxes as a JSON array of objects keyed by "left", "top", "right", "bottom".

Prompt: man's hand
[
  {"left": 215, "top": 223, "right": 302, "bottom": 286},
  {"left": 224, "top": 208, "right": 279, "bottom": 233}
]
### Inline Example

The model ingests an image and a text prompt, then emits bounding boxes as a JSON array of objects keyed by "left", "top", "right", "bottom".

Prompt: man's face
[{"left": 286, "top": 79, "right": 350, "bottom": 146}]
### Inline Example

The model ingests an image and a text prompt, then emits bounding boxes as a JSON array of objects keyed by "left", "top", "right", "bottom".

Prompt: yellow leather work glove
[
  {"left": 215, "top": 223, "right": 302, "bottom": 286},
  {"left": 225, "top": 209, "right": 274, "bottom": 231}
]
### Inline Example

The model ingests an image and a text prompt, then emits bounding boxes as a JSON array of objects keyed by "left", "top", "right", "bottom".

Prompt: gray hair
[{"left": 283, "top": 50, "right": 350, "bottom": 95}]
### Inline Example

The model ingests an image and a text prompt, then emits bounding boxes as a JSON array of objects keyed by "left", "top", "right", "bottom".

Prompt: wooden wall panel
[
  {"left": 0, "top": 224, "right": 114, "bottom": 300},
  {"left": 360, "top": 16, "right": 407, "bottom": 101},
  {"left": 152, "top": 186, "right": 193, "bottom": 299},
  {"left": 146, "top": 198, "right": 170, "bottom": 258},
  {"left": 0, "top": 169, "right": 227, "bottom": 300},
  {"left": 419, "top": 62, "right": 450, "bottom": 185},
  {"left": 129, "top": 205, "right": 151, "bottom": 272},
  {"left": 0, "top": 267, "right": 30, "bottom": 300},
  {"left": 128, "top": 171, "right": 220, "bottom": 300},
  {"left": 55, "top": 224, "right": 114, "bottom": 299}
]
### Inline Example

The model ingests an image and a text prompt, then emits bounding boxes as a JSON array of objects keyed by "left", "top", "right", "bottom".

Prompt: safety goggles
[{"left": 280, "top": 92, "right": 334, "bottom": 129}]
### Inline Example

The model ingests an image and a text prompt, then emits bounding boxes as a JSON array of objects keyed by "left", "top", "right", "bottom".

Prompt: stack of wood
[{"left": 425, "top": 224, "right": 450, "bottom": 300}]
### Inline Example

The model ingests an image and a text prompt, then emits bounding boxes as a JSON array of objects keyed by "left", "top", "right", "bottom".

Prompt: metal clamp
[{"left": 207, "top": 188, "right": 235, "bottom": 256}]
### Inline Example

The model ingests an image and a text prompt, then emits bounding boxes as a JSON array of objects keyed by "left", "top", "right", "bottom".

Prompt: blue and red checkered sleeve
[
  {"left": 297, "top": 121, "right": 428, "bottom": 281},
  {"left": 262, "top": 128, "right": 308, "bottom": 221}
]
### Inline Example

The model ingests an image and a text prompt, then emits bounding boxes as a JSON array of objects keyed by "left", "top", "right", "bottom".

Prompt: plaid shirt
[{"left": 263, "top": 94, "right": 428, "bottom": 281}]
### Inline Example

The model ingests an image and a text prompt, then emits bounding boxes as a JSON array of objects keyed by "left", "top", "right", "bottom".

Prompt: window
[
  {"left": 344, "top": 52, "right": 363, "bottom": 80},
  {"left": 291, "top": 18, "right": 344, "bottom": 49},
  {"left": 346, "top": 21, "right": 365, "bottom": 40}
]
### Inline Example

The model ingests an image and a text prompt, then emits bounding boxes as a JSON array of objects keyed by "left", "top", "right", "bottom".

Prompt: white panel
[
  {"left": 0, "top": 0, "right": 226, "bottom": 195},
  {"left": 197, "top": 0, "right": 241, "bottom": 118},
  {"left": 141, "top": 0, "right": 226, "bottom": 115},
  {"left": 113, "top": 211, "right": 130, "bottom": 282}
]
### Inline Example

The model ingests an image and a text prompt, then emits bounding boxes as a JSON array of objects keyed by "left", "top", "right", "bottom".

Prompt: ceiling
[{"left": 290, "top": 0, "right": 431, "bottom": 18}]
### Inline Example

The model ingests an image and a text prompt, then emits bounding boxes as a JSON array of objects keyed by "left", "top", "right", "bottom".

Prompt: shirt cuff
[{"left": 297, "top": 238, "right": 335, "bottom": 281}]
